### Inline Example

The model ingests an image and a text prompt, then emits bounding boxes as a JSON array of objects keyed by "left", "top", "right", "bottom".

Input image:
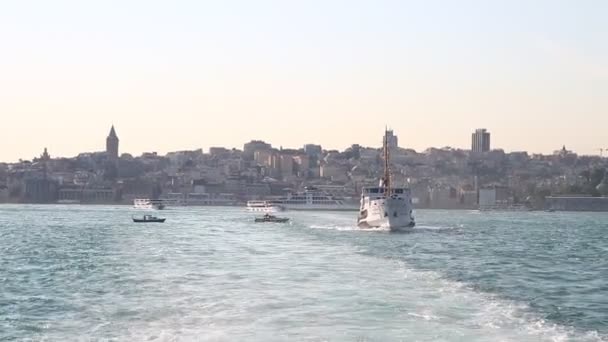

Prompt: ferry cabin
[
  {"left": 359, "top": 187, "right": 413, "bottom": 214},
  {"left": 360, "top": 187, "right": 412, "bottom": 201}
]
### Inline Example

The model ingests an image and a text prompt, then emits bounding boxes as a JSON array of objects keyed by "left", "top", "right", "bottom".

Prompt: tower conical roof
[{"left": 108, "top": 125, "right": 118, "bottom": 139}]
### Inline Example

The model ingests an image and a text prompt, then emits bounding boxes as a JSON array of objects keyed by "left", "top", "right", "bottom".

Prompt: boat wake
[
  {"left": 307, "top": 223, "right": 462, "bottom": 234},
  {"left": 114, "top": 258, "right": 606, "bottom": 342},
  {"left": 389, "top": 260, "right": 605, "bottom": 342},
  {"left": 309, "top": 224, "right": 389, "bottom": 232},
  {"left": 411, "top": 224, "right": 464, "bottom": 234}
]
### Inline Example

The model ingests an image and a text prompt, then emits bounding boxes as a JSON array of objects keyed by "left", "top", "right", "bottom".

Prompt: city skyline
[
  {"left": 2, "top": 1, "right": 607, "bottom": 161},
  {"left": 1, "top": 124, "right": 603, "bottom": 163}
]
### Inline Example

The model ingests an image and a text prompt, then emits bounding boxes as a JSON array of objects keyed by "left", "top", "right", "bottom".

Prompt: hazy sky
[{"left": 1, "top": 0, "right": 607, "bottom": 162}]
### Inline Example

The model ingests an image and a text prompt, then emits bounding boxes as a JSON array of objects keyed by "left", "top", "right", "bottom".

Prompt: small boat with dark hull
[
  {"left": 133, "top": 215, "right": 166, "bottom": 223},
  {"left": 254, "top": 214, "right": 290, "bottom": 223}
]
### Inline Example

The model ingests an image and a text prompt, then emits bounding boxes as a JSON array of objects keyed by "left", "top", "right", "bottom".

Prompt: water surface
[{"left": 0, "top": 205, "right": 606, "bottom": 341}]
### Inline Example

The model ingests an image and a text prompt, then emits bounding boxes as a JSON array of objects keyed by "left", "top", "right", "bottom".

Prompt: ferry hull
[
  {"left": 357, "top": 216, "right": 416, "bottom": 230},
  {"left": 357, "top": 198, "right": 415, "bottom": 230}
]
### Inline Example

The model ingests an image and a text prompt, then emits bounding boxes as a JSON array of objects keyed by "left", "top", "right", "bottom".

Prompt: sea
[{"left": 0, "top": 204, "right": 606, "bottom": 341}]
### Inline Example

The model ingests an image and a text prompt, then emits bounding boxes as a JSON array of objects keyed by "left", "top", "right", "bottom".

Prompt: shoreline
[{"left": 4, "top": 202, "right": 608, "bottom": 213}]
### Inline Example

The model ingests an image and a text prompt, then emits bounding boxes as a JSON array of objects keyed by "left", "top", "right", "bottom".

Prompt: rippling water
[{"left": 0, "top": 205, "right": 606, "bottom": 341}]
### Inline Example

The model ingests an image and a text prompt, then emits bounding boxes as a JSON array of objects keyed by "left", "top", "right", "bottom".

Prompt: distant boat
[
  {"left": 133, "top": 198, "right": 166, "bottom": 210},
  {"left": 246, "top": 200, "right": 285, "bottom": 213},
  {"left": 159, "top": 193, "right": 237, "bottom": 206},
  {"left": 269, "top": 187, "right": 358, "bottom": 211},
  {"left": 132, "top": 215, "right": 166, "bottom": 223},
  {"left": 254, "top": 214, "right": 290, "bottom": 223}
]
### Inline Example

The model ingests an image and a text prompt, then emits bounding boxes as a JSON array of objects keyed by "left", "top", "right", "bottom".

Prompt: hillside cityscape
[{"left": 2, "top": 125, "right": 608, "bottom": 211}]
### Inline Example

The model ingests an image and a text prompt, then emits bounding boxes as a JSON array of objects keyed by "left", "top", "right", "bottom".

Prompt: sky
[{"left": 1, "top": 0, "right": 607, "bottom": 162}]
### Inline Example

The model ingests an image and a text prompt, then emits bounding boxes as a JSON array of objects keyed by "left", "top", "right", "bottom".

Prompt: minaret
[
  {"left": 40, "top": 147, "right": 51, "bottom": 161},
  {"left": 40, "top": 147, "right": 50, "bottom": 179},
  {"left": 106, "top": 125, "right": 119, "bottom": 159}
]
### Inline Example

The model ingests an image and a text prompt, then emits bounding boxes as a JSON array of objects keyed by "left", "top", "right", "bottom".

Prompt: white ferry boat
[
  {"left": 159, "top": 193, "right": 237, "bottom": 206},
  {"left": 357, "top": 130, "right": 415, "bottom": 230},
  {"left": 246, "top": 200, "right": 285, "bottom": 213},
  {"left": 133, "top": 198, "right": 166, "bottom": 210},
  {"left": 271, "top": 187, "right": 358, "bottom": 211}
]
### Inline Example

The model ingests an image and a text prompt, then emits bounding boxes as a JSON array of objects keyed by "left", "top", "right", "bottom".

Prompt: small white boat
[
  {"left": 133, "top": 198, "right": 166, "bottom": 210},
  {"left": 246, "top": 200, "right": 285, "bottom": 213}
]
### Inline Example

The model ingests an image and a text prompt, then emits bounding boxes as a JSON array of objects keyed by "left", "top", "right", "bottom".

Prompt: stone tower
[{"left": 106, "top": 125, "right": 119, "bottom": 159}]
